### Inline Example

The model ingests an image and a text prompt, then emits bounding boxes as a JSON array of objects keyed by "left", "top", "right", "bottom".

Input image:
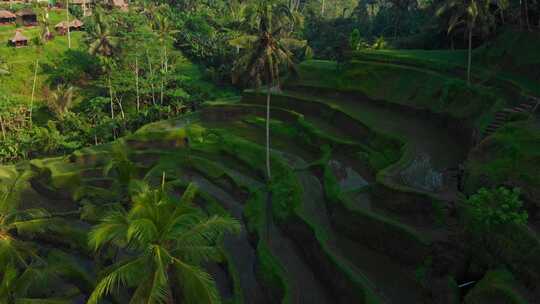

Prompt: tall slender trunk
[
  {"left": 117, "top": 97, "right": 125, "bottom": 120},
  {"left": 266, "top": 85, "right": 272, "bottom": 180},
  {"left": 467, "top": 27, "right": 472, "bottom": 85},
  {"left": 66, "top": 0, "right": 71, "bottom": 49},
  {"left": 108, "top": 75, "right": 114, "bottom": 119},
  {"left": 163, "top": 46, "right": 168, "bottom": 73},
  {"left": 30, "top": 59, "right": 39, "bottom": 126},
  {"left": 393, "top": 11, "right": 401, "bottom": 40},
  {"left": 321, "top": 0, "right": 325, "bottom": 16},
  {"left": 146, "top": 49, "right": 156, "bottom": 105},
  {"left": 135, "top": 57, "right": 140, "bottom": 112},
  {"left": 519, "top": 0, "right": 523, "bottom": 29},
  {"left": 0, "top": 114, "right": 6, "bottom": 141},
  {"left": 524, "top": 0, "right": 531, "bottom": 30}
]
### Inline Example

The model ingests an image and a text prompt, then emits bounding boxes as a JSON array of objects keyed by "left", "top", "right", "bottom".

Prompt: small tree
[{"left": 464, "top": 187, "right": 528, "bottom": 235}]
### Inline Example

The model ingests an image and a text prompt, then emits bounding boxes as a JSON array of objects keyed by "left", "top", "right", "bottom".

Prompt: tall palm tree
[
  {"left": 84, "top": 7, "right": 119, "bottom": 57},
  {"left": 154, "top": 14, "right": 178, "bottom": 73},
  {"left": 230, "top": 0, "right": 307, "bottom": 180},
  {"left": 87, "top": 182, "right": 241, "bottom": 304},
  {"left": 39, "top": 8, "right": 52, "bottom": 43},
  {"left": 437, "top": 0, "right": 493, "bottom": 85}
]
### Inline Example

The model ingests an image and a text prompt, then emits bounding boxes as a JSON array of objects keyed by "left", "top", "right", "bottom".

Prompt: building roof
[
  {"left": 55, "top": 21, "right": 69, "bottom": 28},
  {"left": 0, "top": 10, "right": 16, "bottom": 19},
  {"left": 16, "top": 8, "right": 36, "bottom": 16},
  {"left": 112, "top": 0, "right": 128, "bottom": 10},
  {"left": 11, "top": 30, "right": 28, "bottom": 42},
  {"left": 70, "top": 19, "right": 83, "bottom": 27}
]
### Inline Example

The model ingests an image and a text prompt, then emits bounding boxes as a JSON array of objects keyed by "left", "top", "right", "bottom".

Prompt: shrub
[{"left": 464, "top": 187, "right": 528, "bottom": 235}]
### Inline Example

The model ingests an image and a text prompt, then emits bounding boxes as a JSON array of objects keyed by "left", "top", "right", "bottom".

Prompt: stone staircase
[{"left": 484, "top": 96, "right": 539, "bottom": 137}]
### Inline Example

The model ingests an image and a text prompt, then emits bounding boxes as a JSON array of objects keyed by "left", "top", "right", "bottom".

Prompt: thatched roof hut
[
  {"left": 55, "top": 21, "right": 69, "bottom": 34},
  {"left": 70, "top": 18, "right": 84, "bottom": 30},
  {"left": 0, "top": 10, "right": 16, "bottom": 24},
  {"left": 10, "top": 30, "right": 28, "bottom": 47},
  {"left": 16, "top": 8, "right": 37, "bottom": 26}
]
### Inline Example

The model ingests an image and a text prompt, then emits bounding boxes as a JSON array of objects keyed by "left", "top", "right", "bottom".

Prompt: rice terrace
[{"left": 0, "top": 0, "right": 539, "bottom": 303}]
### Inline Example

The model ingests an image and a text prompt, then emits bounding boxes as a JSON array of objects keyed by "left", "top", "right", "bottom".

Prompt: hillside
[{"left": 1, "top": 1, "right": 539, "bottom": 303}]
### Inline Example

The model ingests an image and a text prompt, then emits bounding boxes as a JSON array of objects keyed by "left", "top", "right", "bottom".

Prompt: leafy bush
[{"left": 464, "top": 187, "right": 528, "bottom": 235}]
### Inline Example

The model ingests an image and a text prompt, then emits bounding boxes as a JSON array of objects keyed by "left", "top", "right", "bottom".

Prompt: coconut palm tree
[
  {"left": 47, "top": 84, "right": 74, "bottom": 119},
  {"left": 437, "top": 0, "right": 493, "bottom": 84},
  {"left": 39, "top": 8, "right": 52, "bottom": 43},
  {"left": 230, "top": 0, "right": 307, "bottom": 180},
  {"left": 84, "top": 7, "right": 119, "bottom": 57},
  {"left": 154, "top": 14, "right": 178, "bottom": 73},
  {"left": 87, "top": 182, "right": 241, "bottom": 304}
]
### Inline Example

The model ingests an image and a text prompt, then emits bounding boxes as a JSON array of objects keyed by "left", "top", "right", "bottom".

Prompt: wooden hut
[
  {"left": 16, "top": 9, "right": 37, "bottom": 26},
  {"left": 55, "top": 21, "right": 69, "bottom": 35},
  {"left": 0, "top": 10, "right": 16, "bottom": 25},
  {"left": 9, "top": 30, "right": 28, "bottom": 47},
  {"left": 70, "top": 18, "right": 83, "bottom": 31}
]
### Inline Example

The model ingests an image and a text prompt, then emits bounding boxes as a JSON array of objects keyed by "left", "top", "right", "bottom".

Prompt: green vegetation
[
  {"left": 465, "top": 270, "right": 528, "bottom": 304},
  {"left": 0, "top": 0, "right": 539, "bottom": 303},
  {"left": 87, "top": 182, "right": 241, "bottom": 304},
  {"left": 465, "top": 120, "right": 540, "bottom": 206}
]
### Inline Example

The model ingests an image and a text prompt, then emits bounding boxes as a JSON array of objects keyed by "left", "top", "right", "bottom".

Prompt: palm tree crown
[{"left": 87, "top": 182, "right": 241, "bottom": 304}]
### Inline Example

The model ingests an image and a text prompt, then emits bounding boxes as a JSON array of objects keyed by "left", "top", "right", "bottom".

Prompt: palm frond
[
  {"left": 173, "top": 260, "right": 220, "bottom": 304},
  {"left": 87, "top": 257, "right": 148, "bottom": 304},
  {"left": 88, "top": 211, "right": 129, "bottom": 251}
]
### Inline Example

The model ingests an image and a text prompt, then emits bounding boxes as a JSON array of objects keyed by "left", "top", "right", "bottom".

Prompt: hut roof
[
  {"left": 55, "top": 21, "right": 69, "bottom": 28},
  {"left": 11, "top": 30, "right": 28, "bottom": 43},
  {"left": 112, "top": 0, "right": 128, "bottom": 9},
  {"left": 0, "top": 10, "right": 16, "bottom": 19},
  {"left": 16, "top": 9, "right": 36, "bottom": 16},
  {"left": 70, "top": 19, "right": 83, "bottom": 27}
]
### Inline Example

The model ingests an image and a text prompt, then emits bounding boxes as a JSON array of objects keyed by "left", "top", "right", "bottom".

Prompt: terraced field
[{"left": 1, "top": 75, "right": 477, "bottom": 302}]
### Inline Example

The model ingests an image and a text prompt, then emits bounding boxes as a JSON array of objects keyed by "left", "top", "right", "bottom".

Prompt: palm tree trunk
[
  {"left": 30, "top": 59, "right": 39, "bottom": 126},
  {"left": 321, "top": 0, "right": 325, "bottom": 16},
  {"left": 266, "top": 85, "right": 272, "bottom": 180},
  {"left": 467, "top": 27, "right": 472, "bottom": 85},
  {"left": 146, "top": 49, "right": 156, "bottom": 105},
  {"left": 393, "top": 11, "right": 401, "bottom": 40},
  {"left": 109, "top": 75, "right": 115, "bottom": 119},
  {"left": 135, "top": 57, "right": 140, "bottom": 112},
  {"left": 117, "top": 98, "right": 125, "bottom": 119},
  {"left": 524, "top": 0, "right": 531, "bottom": 30},
  {"left": 0, "top": 114, "right": 6, "bottom": 141}
]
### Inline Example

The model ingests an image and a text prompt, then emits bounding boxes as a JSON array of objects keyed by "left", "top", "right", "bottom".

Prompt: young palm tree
[
  {"left": 437, "top": 0, "right": 493, "bottom": 84},
  {"left": 230, "top": 0, "right": 307, "bottom": 180},
  {"left": 0, "top": 171, "right": 56, "bottom": 302},
  {"left": 47, "top": 84, "right": 74, "bottom": 119},
  {"left": 103, "top": 142, "right": 137, "bottom": 197},
  {"left": 87, "top": 182, "right": 241, "bottom": 304}
]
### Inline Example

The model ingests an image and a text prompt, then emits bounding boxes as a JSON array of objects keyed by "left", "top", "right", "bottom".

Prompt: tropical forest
[{"left": 0, "top": 0, "right": 539, "bottom": 303}]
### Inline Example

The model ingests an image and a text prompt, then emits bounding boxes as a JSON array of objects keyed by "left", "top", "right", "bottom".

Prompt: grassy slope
[
  {"left": 292, "top": 59, "right": 500, "bottom": 129},
  {"left": 465, "top": 119, "right": 540, "bottom": 205},
  {"left": 0, "top": 9, "right": 82, "bottom": 104},
  {"left": 354, "top": 29, "right": 540, "bottom": 97}
]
